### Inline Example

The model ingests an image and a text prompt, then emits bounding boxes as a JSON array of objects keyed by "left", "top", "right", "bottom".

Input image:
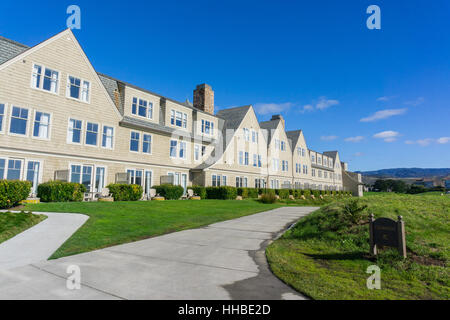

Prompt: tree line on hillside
[{"left": 372, "top": 179, "right": 446, "bottom": 194}]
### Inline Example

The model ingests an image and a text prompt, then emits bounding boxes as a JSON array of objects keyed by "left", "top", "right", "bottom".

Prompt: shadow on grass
[{"left": 304, "top": 251, "right": 369, "bottom": 261}]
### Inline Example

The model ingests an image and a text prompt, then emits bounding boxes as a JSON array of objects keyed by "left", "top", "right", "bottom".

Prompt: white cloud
[
  {"left": 345, "top": 136, "right": 364, "bottom": 143},
  {"left": 300, "top": 97, "right": 339, "bottom": 113},
  {"left": 373, "top": 131, "right": 400, "bottom": 142},
  {"left": 406, "top": 137, "right": 450, "bottom": 146},
  {"left": 377, "top": 96, "right": 390, "bottom": 102},
  {"left": 321, "top": 135, "right": 338, "bottom": 141},
  {"left": 405, "top": 97, "right": 425, "bottom": 106},
  {"left": 360, "top": 108, "right": 407, "bottom": 122},
  {"left": 354, "top": 152, "right": 364, "bottom": 157},
  {"left": 254, "top": 102, "right": 292, "bottom": 115},
  {"left": 437, "top": 137, "right": 450, "bottom": 144},
  {"left": 316, "top": 97, "right": 340, "bottom": 110}
]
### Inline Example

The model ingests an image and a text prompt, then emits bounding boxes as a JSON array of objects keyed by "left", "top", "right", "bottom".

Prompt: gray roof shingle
[{"left": 0, "top": 35, "right": 29, "bottom": 65}]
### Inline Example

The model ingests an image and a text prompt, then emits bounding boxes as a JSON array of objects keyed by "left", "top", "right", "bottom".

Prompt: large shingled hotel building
[{"left": 0, "top": 29, "right": 362, "bottom": 197}]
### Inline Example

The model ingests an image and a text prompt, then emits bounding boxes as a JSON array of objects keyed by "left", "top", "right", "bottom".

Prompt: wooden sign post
[{"left": 369, "top": 214, "right": 406, "bottom": 258}]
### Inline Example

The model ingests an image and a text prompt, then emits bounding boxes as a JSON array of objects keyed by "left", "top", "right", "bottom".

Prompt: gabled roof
[
  {"left": 286, "top": 130, "right": 303, "bottom": 148},
  {"left": 323, "top": 151, "right": 338, "bottom": 160},
  {"left": 259, "top": 118, "right": 282, "bottom": 144},
  {"left": 0, "top": 35, "right": 29, "bottom": 65},
  {"left": 216, "top": 105, "right": 251, "bottom": 131}
]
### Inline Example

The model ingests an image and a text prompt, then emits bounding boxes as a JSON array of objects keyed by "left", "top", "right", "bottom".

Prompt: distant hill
[{"left": 357, "top": 168, "right": 450, "bottom": 179}]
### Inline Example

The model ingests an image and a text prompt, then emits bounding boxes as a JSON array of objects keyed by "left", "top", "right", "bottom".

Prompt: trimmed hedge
[
  {"left": 206, "top": 186, "right": 237, "bottom": 200},
  {"left": 37, "top": 181, "right": 86, "bottom": 203},
  {"left": 189, "top": 185, "right": 207, "bottom": 199},
  {"left": 276, "top": 189, "right": 290, "bottom": 199},
  {"left": 154, "top": 184, "right": 184, "bottom": 200},
  {"left": 107, "top": 184, "right": 143, "bottom": 201},
  {"left": 0, "top": 180, "right": 32, "bottom": 209}
]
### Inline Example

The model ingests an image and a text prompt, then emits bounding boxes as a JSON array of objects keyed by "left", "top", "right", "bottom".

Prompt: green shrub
[
  {"left": 154, "top": 184, "right": 184, "bottom": 200},
  {"left": 205, "top": 186, "right": 237, "bottom": 200},
  {"left": 37, "top": 181, "right": 85, "bottom": 203},
  {"left": 237, "top": 187, "right": 249, "bottom": 199},
  {"left": 247, "top": 188, "right": 259, "bottom": 198},
  {"left": 302, "top": 189, "right": 311, "bottom": 197},
  {"left": 259, "top": 193, "right": 277, "bottom": 204},
  {"left": 0, "top": 180, "right": 32, "bottom": 209},
  {"left": 107, "top": 184, "right": 143, "bottom": 201},
  {"left": 189, "top": 185, "right": 207, "bottom": 199},
  {"left": 312, "top": 190, "right": 320, "bottom": 198},
  {"left": 277, "top": 189, "right": 290, "bottom": 199}
]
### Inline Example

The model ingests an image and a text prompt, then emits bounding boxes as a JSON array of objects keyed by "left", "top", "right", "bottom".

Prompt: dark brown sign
[{"left": 369, "top": 214, "right": 406, "bottom": 258}]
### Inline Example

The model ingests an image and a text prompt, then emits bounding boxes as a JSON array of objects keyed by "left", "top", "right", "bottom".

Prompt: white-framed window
[
  {"left": 102, "top": 126, "right": 114, "bottom": 149},
  {"left": 255, "top": 178, "right": 266, "bottom": 189},
  {"left": 67, "top": 75, "right": 90, "bottom": 102},
  {"left": 130, "top": 131, "right": 140, "bottom": 152},
  {"left": 243, "top": 128, "right": 250, "bottom": 141},
  {"left": 32, "top": 64, "right": 59, "bottom": 94},
  {"left": 201, "top": 120, "right": 214, "bottom": 135},
  {"left": 143, "top": 134, "right": 152, "bottom": 154},
  {"left": 324, "top": 158, "right": 328, "bottom": 167},
  {"left": 270, "top": 179, "right": 280, "bottom": 189},
  {"left": 127, "top": 169, "right": 143, "bottom": 186},
  {"left": 282, "top": 160, "right": 289, "bottom": 172},
  {"left": 171, "top": 110, "right": 188, "bottom": 128},
  {"left": 324, "top": 171, "right": 328, "bottom": 179},
  {"left": 70, "top": 164, "right": 99, "bottom": 192},
  {"left": 281, "top": 141, "right": 286, "bottom": 151},
  {"left": 302, "top": 148, "right": 306, "bottom": 157},
  {"left": 0, "top": 103, "right": 5, "bottom": 133},
  {"left": 85, "top": 122, "right": 99, "bottom": 146},
  {"left": 303, "top": 165, "right": 308, "bottom": 174},
  {"left": 272, "top": 158, "right": 279, "bottom": 172},
  {"left": 239, "top": 151, "right": 244, "bottom": 165},
  {"left": 258, "top": 155, "right": 262, "bottom": 168},
  {"left": 26, "top": 160, "right": 41, "bottom": 194},
  {"left": 235, "top": 176, "right": 248, "bottom": 188},
  {"left": 318, "top": 157, "right": 322, "bottom": 165},
  {"left": 244, "top": 152, "right": 249, "bottom": 166},
  {"left": 194, "top": 144, "right": 200, "bottom": 161},
  {"left": 169, "top": 140, "right": 187, "bottom": 159},
  {"left": 212, "top": 174, "right": 223, "bottom": 187},
  {"left": 0, "top": 158, "right": 24, "bottom": 181},
  {"left": 9, "top": 106, "right": 29, "bottom": 136},
  {"left": 274, "top": 139, "right": 280, "bottom": 150},
  {"left": 67, "top": 118, "right": 82, "bottom": 144},
  {"left": 252, "top": 131, "right": 258, "bottom": 143},
  {"left": 311, "top": 155, "right": 316, "bottom": 162},
  {"left": 33, "top": 111, "right": 50, "bottom": 139},
  {"left": 329, "top": 159, "right": 333, "bottom": 168},
  {"left": 132, "top": 98, "right": 153, "bottom": 119},
  {"left": 253, "top": 154, "right": 257, "bottom": 167},
  {"left": 297, "top": 147, "right": 302, "bottom": 156},
  {"left": 95, "top": 167, "right": 106, "bottom": 192},
  {"left": 318, "top": 170, "right": 322, "bottom": 178}
]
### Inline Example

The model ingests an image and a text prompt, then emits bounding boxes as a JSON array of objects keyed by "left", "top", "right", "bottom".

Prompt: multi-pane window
[
  {"left": 71, "top": 165, "right": 94, "bottom": 191},
  {"left": 127, "top": 169, "right": 143, "bottom": 186},
  {"left": 33, "top": 112, "right": 50, "bottom": 139},
  {"left": 143, "top": 134, "right": 152, "bottom": 154},
  {"left": 311, "top": 155, "right": 315, "bottom": 162},
  {"left": 171, "top": 110, "right": 188, "bottom": 128},
  {"left": 0, "top": 159, "right": 5, "bottom": 179},
  {"left": 302, "top": 148, "right": 306, "bottom": 157},
  {"left": 102, "top": 126, "right": 114, "bottom": 149},
  {"left": 26, "top": 161, "right": 40, "bottom": 194},
  {"left": 324, "top": 171, "right": 328, "bottom": 179},
  {"left": 212, "top": 174, "right": 226, "bottom": 187},
  {"left": 318, "top": 170, "right": 322, "bottom": 178},
  {"left": 244, "top": 152, "right": 249, "bottom": 166},
  {"left": 297, "top": 147, "right": 302, "bottom": 156},
  {"left": 253, "top": 154, "right": 257, "bottom": 167},
  {"left": 7, "top": 159, "right": 22, "bottom": 180},
  {"left": 70, "top": 165, "right": 81, "bottom": 185},
  {"left": 194, "top": 145, "right": 200, "bottom": 161},
  {"left": 275, "top": 139, "right": 280, "bottom": 150},
  {"left": 68, "top": 119, "right": 82, "bottom": 143},
  {"left": 0, "top": 104, "right": 4, "bottom": 132},
  {"left": 272, "top": 159, "right": 279, "bottom": 172},
  {"left": 281, "top": 141, "right": 286, "bottom": 151},
  {"left": 132, "top": 98, "right": 153, "bottom": 119},
  {"left": 85, "top": 122, "right": 98, "bottom": 146},
  {"left": 324, "top": 158, "right": 328, "bottom": 167},
  {"left": 95, "top": 167, "right": 106, "bottom": 192},
  {"left": 282, "top": 160, "right": 289, "bottom": 172},
  {"left": 235, "top": 177, "right": 248, "bottom": 188},
  {"left": 252, "top": 131, "right": 258, "bottom": 143},
  {"left": 239, "top": 151, "right": 244, "bottom": 165},
  {"left": 255, "top": 178, "right": 265, "bottom": 189},
  {"left": 68, "top": 76, "right": 90, "bottom": 102},
  {"left": 179, "top": 141, "right": 187, "bottom": 159},
  {"left": 318, "top": 157, "right": 322, "bottom": 165},
  {"left": 170, "top": 140, "right": 177, "bottom": 158},
  {"left": 201, "top": 120, "right": 214, "bottom": 135},
  {"left": 312, "top": 169, "right": 316, "bottom": 177},
  {"left": 32, "top": 64, "right": 59, "bottom": 93},
  {"left": 130, "top": 132, "right": 140, "bottom": 152},
  {"left": 303, "top": 165, "right": 308, "bottom": 174},
  {"left": 9, "top": 106, "right": 28, "bottom": 135},
  {"left": 243, "top": 128, "right": 250, "bottom": 141}
]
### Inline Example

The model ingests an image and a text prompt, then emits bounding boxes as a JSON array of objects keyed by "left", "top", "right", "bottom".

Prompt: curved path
[
  {"left": 0, "top": 211, "right": 89, "bottom": 270},
  {"left": 0, "top": 207, "right": 317, "bottom": 300}
]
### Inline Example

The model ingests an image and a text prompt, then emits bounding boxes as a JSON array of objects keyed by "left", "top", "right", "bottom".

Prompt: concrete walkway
[
  {"left": 0, "top": 207, "right": 317, "bottom": 300},
  {"left": 0, "top": 212, "right": 89, "bottom": 270}
]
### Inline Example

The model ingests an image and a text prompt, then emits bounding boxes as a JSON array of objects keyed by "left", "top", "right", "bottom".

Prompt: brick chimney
[
  {"left": 271, "top": 114, "right": 285, "bottom": 128},
  {"left": 194, "top": 84, "right": 214, "bottom": 114}
]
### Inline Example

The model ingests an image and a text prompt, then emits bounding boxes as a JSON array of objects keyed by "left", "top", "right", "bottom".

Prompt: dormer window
[
  {"left": 132, "top": 98, "right": 153, "bottom": 119},
  {"left": 201, "top": 120, "right": 214, "bottom": 135},
  {"left": 32, "top": 64, "right": 59, "bottom": 94},
  {"left": 67, "top": 75, "right": 90, "bottom": 102},
  {"left": 171, "top": 110, "right": 187, "bottom": 128}
]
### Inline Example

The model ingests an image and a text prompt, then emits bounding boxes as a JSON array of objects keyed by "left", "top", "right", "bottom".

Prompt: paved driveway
[{"left": 0, "top": 206, "right": 317, "bottom": 300}]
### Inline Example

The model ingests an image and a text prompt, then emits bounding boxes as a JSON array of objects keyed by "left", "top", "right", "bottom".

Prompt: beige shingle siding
[{"left": 0, "top": 30, "right": 347, "bottom": 191}]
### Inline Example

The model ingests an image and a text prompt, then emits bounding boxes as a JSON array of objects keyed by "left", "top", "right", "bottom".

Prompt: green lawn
[
  {"left": 0, "top": 211, "right": 47, "bottom": 244},
  {"left": 25, "top": 200, "right": 283, "bottom": 259},
  {"left": 266, "top": 192, "right": 450, "bottom": 300}
]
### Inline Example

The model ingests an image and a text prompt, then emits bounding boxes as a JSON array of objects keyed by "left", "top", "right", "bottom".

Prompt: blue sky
[{"left": 1, "top": 0, "right": 449, "bottom": 171}]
